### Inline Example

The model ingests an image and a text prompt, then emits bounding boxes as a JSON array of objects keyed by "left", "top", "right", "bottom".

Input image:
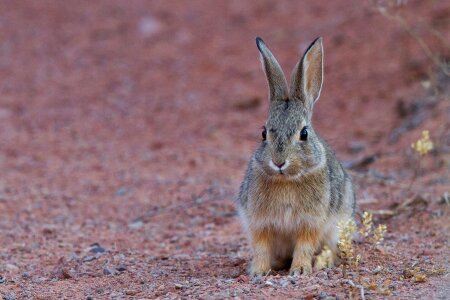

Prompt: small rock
[
  {"left": 0, "top": 275, "right": 5, "bottom": 283},
  {"left": 236, "top": 275, "right": 248, "bottom": 283},
  {"left": 128, "top": 219, "right": 144, "bottom": 230},
  {"left": 32, "top": 277, "right": 48, "bottom": 283},
  {"left": 125, "top": 290, "right": 138, "bottom": 296},
  {"left": 280, "top": 279, "right": 289, "bottom": 288},
  {"left": 54, "top": 267, "right": 74, "bottom": 280},
  {"left": 115, "top": 187, "right": 128, "bottom": 197},
  {"left": 305, "top": 293, "right": 316, "bottom": 300},
  {"left": 318, "top": 291, "right": 328, "bottom": 300},
  {"left": 103, "top": 266, "right": 118, "bottom": 276},
  {"left": 316, "top": 271, "right": 328, "bottom": 280},
  {"left": 372, "top": 266, "right": 382, "bottom": 274},
  {"left": 230, "top": 270, "right": 240, "bottom": 278},
  {"left": 421, "top": 249, "right": 434, "bottom": 256},
  {"left": 264, "top": 280, "right": 274, "bottom": 287},
  {"left": 439, "top": 192, "right": 449, "bottom": 205},
  {"left": 251, "top": 277, "right": 263, "bottom": 284},
  {"left": 174, "top": 283, "right": 184, "bottom": 290},
  {"left": 230, "top": 257, "right": 246, "bottom": 267},
  {"left": 116, "top": 266, "right": 127, "bottom": 272},
  {"left": 86, "top": 243, "right": 106, "bottom": 254},
  {"left": 348, "top": 141, "right": 366, "bottom": 153},
  {"left": 4, "top": 292, "right": 15, "bottom": 300},
  {"left": 83, "top": 256, "right": 96, "bottom": 262},
  {"left": 42, "top": 224, "right": 58, "bottom": 236}
]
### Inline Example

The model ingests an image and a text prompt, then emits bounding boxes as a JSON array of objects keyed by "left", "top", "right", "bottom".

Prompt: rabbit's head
[{"left": 254, "top": 37, "right": 326, "bottom": 179}]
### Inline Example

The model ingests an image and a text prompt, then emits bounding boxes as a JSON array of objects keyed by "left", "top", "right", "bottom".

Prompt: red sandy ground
[{"left": 0, "top": 0, "right": 448, "bottom": 299}]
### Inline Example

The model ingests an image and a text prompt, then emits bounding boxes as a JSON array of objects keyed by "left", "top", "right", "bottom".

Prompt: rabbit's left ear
[
  {"left": 289, "top": 37, "right": 323, "bottom": 109},
  {"left": 256, "top": 37, "right": 289, "bottom": 102}
]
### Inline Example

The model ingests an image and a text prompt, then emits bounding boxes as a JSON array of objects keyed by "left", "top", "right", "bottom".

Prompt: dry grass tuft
[
  {"left": 373, "top": 224, "right": 388, "bottom": 246},
  {"left": 315, "top": 246, "right": 334, "bottom": 270},
  {"left": 337, "top": 219, "right": 359, "bottom": 277},
  {"left": 411, "top": 130, "right": 434, "bottom": 156}
]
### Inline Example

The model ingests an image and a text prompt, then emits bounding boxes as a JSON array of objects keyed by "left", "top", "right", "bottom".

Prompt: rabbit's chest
[{"left": 249, "top": 182, "right": 328, "bottom": 232}]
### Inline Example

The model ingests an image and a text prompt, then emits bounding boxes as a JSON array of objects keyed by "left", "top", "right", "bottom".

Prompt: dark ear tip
[
  {"left": 313, "top": 36, "right": 323, "bottom": 45},
  {"left": 256, "top": 37, "right": 265, "bottom": 51},
  {"left": 304, "top": 37, "right": 323, "bottom": 54}
]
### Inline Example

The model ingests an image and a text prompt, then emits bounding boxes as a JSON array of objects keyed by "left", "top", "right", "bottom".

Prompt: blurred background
[{"left": 0, "top": 0, "right": 448, "bottom": 298}]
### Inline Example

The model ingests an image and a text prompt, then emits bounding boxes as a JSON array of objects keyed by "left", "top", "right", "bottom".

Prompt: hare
[{"left": 237, "top": 37, "right": 356, "bottom": 277}]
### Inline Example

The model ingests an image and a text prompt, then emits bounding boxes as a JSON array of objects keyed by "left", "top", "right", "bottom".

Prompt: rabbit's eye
[
  {"left": 300, "top": 127, "right": 308, "bottom": 141},
  {"left": 262, "top": 127, "right": 267, "bottom": 141}
]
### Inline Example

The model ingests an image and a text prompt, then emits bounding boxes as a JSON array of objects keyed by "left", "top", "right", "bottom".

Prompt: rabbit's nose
[
  {"left": 274, "top": 161, "right": 285, "bottom": 168},
  {"left": 269, "top": 160, "right": 288, "bottom": 172},
  {"left": 270, "top": 159, "right": 289, "bottom": 172}
]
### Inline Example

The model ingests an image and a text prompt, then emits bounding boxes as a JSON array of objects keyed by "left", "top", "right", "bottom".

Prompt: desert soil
[{"left": 0, "top": 0, "right": 449, "bottom": 299}]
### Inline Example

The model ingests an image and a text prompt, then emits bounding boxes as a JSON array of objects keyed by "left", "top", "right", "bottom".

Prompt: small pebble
[
  {"left": 103, "top": 266, "right": 118, "bottom": 276},
  {"left": 318, "top": 291, "right": 328, "bottom": 299},
  {"left": 4, "top": 292, "right": 16, "bottom": 300},
  {"left": 280, "top": 279, "right": 289, "bottom": 288},
  {"left": 87, "top": 243, "right": 106, "bottom": 254},
  {"left": 115, "top": 187, "right": 128, "bottom": 197},
  {"left": 288, "top": 276, "right": 297, "bottom": 284},
  {"left": 83, "top": 256, "right": 96, "bottom": 262},
  {"left": 372, "top": 266, "right": 382, "bottom": 274},
  {"left": 116, "top": 266, "right": 127, "bottom": 272},
  {"left": 348, "top": 141, "right": 366, "bottom": 153},
  {"left": 264, "top": 280, "right": 274, "bottom": 287},
  {"left": 316, "top": 271, "right": 328, "bottom": 280},
  {"left": 128, "top": 220, "right": 144, "bottom": 230},
  {"left": 251, "top": 277, "right": 262, "bottom": 284},
  {"left": 236, "top": 275, "right": 248, "bottom": 283},
  {"left": 125, "top": 290, "right": 138, "bottom": 296}
]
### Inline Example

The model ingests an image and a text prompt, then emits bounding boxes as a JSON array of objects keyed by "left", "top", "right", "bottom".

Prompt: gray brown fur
[{"left": 237, "top": 37, "right": 356, "bottom": 277}]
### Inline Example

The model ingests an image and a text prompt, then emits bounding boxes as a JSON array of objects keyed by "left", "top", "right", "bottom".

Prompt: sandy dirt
[{"left": 0, "top": 0, "right": 449, "bottom": 299}]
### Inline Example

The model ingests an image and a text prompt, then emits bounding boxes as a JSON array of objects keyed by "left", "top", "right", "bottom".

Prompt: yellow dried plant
[
  {"left": 411, "top": 130, "right": 433, "bottom": 156},
  {"left": 373, "top": 224, "right": 388, "bottom": 245},
  {"left": 337, "top": 219, "right": 357, "bottom": 276},
  {"left": 360, "top": 211, "right": 373, "bottom": 237},
  {"left": 315, "top": 246, "right": 334, "bottom": 270}
]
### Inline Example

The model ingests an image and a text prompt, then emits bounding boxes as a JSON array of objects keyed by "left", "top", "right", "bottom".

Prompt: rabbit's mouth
[
  {"left": 263, "top": 159, "right": 316, "bottom": 180},
  {"left": 264, "top": 159, "right": 299, "bottom": 178}
]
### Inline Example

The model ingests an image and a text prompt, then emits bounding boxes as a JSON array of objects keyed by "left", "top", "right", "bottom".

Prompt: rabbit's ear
[
  {"left": 290, "top": 37, "right": 323, "bottom": 109},
  {"left": 256, "top": 37, "right": 289, "bottom": 101}
]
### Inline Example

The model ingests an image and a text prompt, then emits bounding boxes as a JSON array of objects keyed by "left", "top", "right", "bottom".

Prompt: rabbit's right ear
[
  {"left": 256, "top": 37, "right": 289, "bottom": 101},
  {"left": 289, "top": 37, "right": 323, "bottom": 110}
]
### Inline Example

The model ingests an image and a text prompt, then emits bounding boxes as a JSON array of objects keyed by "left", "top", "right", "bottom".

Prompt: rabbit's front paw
[
  {"left": 249, "top": 264, "right": 271, "bottom": 277},
  {"left": 249, "top": 260, "right": 271, "bottom": 277},
  {"left": 289, "top": 262, "right": 312, "bottom": 276}
]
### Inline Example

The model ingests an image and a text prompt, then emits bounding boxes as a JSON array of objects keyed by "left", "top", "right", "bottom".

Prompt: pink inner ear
[
  {"left": 289, "top": 38, "right": 323, "bottom": 104},
  {"left": 305, "top": 64, "right": 314, "bottom": 95},
  {"left": 303, "top": 45, "right": 322, "bottom": 102}
]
